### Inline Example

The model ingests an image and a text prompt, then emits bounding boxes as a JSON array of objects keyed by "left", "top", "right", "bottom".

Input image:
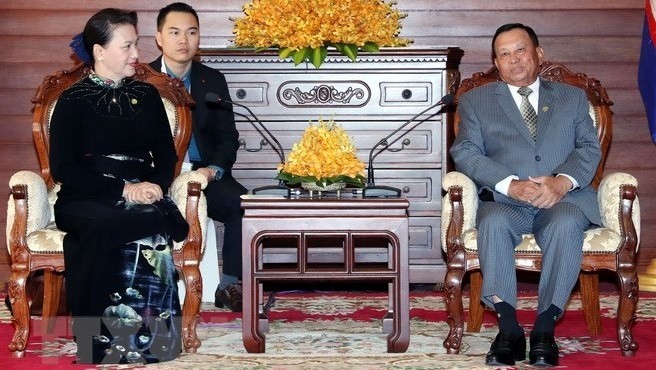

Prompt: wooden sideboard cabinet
[{"left": 199, "top": 47, "right": 463, "bottom": 285}]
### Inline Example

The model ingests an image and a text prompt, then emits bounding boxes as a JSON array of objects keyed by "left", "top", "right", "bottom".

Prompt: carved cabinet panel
[{"left": 200, "top": 48, "right": 463, "bottom": 284}]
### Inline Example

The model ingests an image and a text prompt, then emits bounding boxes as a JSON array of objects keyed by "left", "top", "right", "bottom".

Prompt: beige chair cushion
[
  {"left": 170, "top": 170, "right": 209, "bottom": 252},
  {"left": 162, "top": 97, "right": 179, "bottom": 137},
  {"left": 25, "top": 222, "right": 66, "bottom": 253},
  {"left": 6, "top": 171, "right": 51, "bottom": 253}
]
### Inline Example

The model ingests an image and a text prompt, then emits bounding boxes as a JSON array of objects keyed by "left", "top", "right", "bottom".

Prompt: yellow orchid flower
[
  {"left": 233, "top": 0, "right": 411, "bottom": 68},
  {"left": 277, "top": 117, "right": 366, "bottom": 187}
]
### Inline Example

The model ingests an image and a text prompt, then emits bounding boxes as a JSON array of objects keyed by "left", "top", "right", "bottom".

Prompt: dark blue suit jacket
[{"left": 150, "top": 57, "right": 240, "bottom": 175}]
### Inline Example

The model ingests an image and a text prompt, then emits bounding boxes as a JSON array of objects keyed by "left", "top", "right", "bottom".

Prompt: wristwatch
[{"left": 207, "top": 165, "right": 224, "bottom": 181}]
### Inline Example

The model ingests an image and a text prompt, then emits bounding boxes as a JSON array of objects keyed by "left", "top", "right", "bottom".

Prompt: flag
[{"left": 638, "top": 0, "right": 656, "bottom": 143}]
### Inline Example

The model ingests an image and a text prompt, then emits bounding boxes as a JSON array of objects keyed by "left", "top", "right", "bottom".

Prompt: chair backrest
[
  {"left": 31, "top": 63, "right": 194, "bottom": 189},
  {"left": 450, "top": 61, "right": 613, "bottom": 189}
]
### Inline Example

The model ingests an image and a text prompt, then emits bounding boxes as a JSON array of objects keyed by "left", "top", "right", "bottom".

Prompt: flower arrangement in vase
[
  {"left": 277, "top": 117, "right": 366, "bottom": 190},
  {"left": 232, "top": 0, "right": 411, "bottom": 68}
]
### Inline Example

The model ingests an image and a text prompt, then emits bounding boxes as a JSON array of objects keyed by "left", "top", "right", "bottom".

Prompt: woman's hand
[
  {"left": 123, "top": 182, "right": 163, "bottom": 204},
  {"left": 196, "top": 167, "right": 217, "bottom": 182}
]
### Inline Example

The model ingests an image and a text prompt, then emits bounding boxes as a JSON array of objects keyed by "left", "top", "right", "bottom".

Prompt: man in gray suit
[{"left": 450, "top": 23, "right": 601, "bottom": 367}]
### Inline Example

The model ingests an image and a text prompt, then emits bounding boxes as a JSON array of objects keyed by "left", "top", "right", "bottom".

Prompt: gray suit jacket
[{"left": 449, "top": 79, "right": 602, "bottom": 225}]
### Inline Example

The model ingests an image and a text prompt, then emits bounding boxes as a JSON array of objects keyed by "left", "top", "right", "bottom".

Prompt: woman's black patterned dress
[{"left": 49, "top": 75, "right": 187, "bottom": 364}]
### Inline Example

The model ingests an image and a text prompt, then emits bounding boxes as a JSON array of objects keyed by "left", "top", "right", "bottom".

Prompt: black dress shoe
[
  {"left": 485, "top": 329, "right": 526, "bottom": 366},
  {"left": 529, "top": 331, "right": 559, "bottom": 367},
  {"left": 214, "top": 283, "right": 243, "bottom": 312}
]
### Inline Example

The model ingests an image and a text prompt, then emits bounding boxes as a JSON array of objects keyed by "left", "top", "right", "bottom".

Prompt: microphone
[
  {"left": 362, "top": 93, "right": 454, "bottom": 198},
  {"left": 205, "top": 92, "right": 291, "bottom": 197}
]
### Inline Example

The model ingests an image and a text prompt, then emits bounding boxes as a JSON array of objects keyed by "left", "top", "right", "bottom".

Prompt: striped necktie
[{"left": 517, "top": 86, "right": 538, "bottom": 141}]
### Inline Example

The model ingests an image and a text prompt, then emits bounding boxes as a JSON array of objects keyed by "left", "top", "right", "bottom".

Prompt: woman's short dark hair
[
  {"left": 83, "top": 8, "right": 138, "bottom": 63},
  {"left": 491, "top": 23, "right": 540, "bottom": 61},
  {"left": 156, "top": 2, "right": 199, "bottom": 31}
]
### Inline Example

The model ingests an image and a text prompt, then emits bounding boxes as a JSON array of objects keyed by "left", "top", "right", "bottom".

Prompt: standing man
[
  {"left": 450, "top": 23, "right": 601, "bottom": 367},
  {"left": 150, "top": 2, "right": 247, "bottom": 312}
]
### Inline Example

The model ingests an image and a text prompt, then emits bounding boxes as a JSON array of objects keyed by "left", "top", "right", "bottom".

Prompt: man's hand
[
  {"left": 526, "top": 175, "right": 572, "bottom": 208},
  {"left": 123, "top": 182, "right": 163, "bottom": 204},
  {"left": 196, "top": 167, "right": 216, "bottom": 182},
  {"left": 508, "top": 179, "right": 541, "bottom": 204}
]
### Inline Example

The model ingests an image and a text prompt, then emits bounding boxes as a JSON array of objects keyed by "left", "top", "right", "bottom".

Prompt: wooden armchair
[
  {"left": 441, "top": 61, "right": 641, "bottom": 356},
  {"left": 6, "top": 63, "right": 208, "bottom": 357}
]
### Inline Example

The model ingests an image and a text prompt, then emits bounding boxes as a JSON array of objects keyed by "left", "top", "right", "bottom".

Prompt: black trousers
[{"left": 204, "top": 175, "right": 247, "bottom": 278}]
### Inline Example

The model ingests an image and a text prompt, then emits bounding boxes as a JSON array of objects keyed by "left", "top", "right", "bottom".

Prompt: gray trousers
[{"left": 476, "top": 201, "right": 591, "bottom": 314}]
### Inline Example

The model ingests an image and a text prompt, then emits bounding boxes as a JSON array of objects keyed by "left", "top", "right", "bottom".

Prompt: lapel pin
[
  {"left": 542, "top": 106, "right": 549, "bottom": 112},
  {"left": 131, "top": 98, "right": 138, "bottom": 105}
]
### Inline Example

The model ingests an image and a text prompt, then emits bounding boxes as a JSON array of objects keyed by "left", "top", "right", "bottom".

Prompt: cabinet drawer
[
  {"left": 380, "top": 82, "right": 431, "bottom": 106},
  {"left": 408, "top": 216, "right": 444, "bottom": 263}
]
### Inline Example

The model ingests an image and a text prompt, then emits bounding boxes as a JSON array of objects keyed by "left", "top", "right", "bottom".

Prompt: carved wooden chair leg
[
  {"left": 467, "top": 270, "right": 484, "bottom": 332},
  {"left": 42, "top": 271, "right": 64, "bottom": 336},
  {"left": 180, "top": 263, "right": 202, "bottom": 353},
  {"left": 579, "top": 271, "right": 602, "bottom": 335},
  {"left": 8, "top": 270, "right": 30, "bottom": 357},
  {"left": 617, "top": 269, "right": 639, "bottom": 356},
  {"left": 443, "top": 268, "right": 465, "bottom": 354}
]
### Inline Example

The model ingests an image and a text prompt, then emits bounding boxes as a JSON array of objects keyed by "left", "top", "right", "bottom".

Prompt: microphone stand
[
  {"left": 362, "top": 94, "right": 453, "bottom": 198},
  {"left": 208, "top": 93, "right": 291, "bottom": 197}
]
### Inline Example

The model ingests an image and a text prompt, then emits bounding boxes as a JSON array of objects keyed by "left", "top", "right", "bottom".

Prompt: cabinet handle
[
  {"left": 402, "top": 186, "right": 410, "bottom": 194},
  {"left": 239, "top": 138, "right": 269, "bottom": 152},
  {"left": 236, "top": 89, "right": 247, "bottom": 99},
  {"left": 387, "top": 138, "right": 411, "bottom": 153}
]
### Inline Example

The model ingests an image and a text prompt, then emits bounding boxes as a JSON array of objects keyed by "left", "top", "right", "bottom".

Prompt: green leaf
[
  {"left": 278, "top": 47, "right": 294, "bottom": 59},
  {"left": 360, "top": 42, "right": 380, "bottom": 53},
  {"left": 341, "top": 44, "right": 359, "bottom": 61},
  {"left": 292, "top": 47, "right": 310, "bottom": 65},
  {"left": 333, "top": 174, "right": 366, "bottom": 188},
  {"left": 310, "top": 46, "right": 328, "bottom": 69},
  {"left": 276, "top": 172, "right": 317, "bottom": 185}
]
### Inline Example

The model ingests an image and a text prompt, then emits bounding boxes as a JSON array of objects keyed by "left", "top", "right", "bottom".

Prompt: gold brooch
[{"left": 131, "top": 98, "right": 138, "bottom": 105}]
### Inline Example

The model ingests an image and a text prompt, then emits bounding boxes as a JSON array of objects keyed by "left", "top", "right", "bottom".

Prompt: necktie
[{"left": 517, "top": 86, "right": 538, "bottom": 141}]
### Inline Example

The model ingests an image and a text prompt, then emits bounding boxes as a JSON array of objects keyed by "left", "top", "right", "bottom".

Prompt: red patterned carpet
[{"left": 1, "top": 290, "right": 655, "bottom": 369}]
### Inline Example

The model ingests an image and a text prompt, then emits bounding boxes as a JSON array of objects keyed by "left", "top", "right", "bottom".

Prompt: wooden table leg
[
  {"left": 242, "top": 238, "right": 265, "bottom": 353},
  {"left": 258, "top": 283, "right": 270, "bottom": 334},
  {"left": 386, "top": 235, "right": 409, "bottom": 353},
  {"left": 382, "top": 282, "right": 393, "bottom": 334}
]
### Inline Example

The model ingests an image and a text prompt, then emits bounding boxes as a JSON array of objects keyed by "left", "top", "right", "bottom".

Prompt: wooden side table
[{"left": 241, "top": 195, "right": 410, "bottom": 353}]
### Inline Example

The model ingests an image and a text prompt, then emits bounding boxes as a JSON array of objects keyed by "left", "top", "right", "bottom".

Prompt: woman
[{"left": 49, "top": 8, "right": 186, "bottom": 364}]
